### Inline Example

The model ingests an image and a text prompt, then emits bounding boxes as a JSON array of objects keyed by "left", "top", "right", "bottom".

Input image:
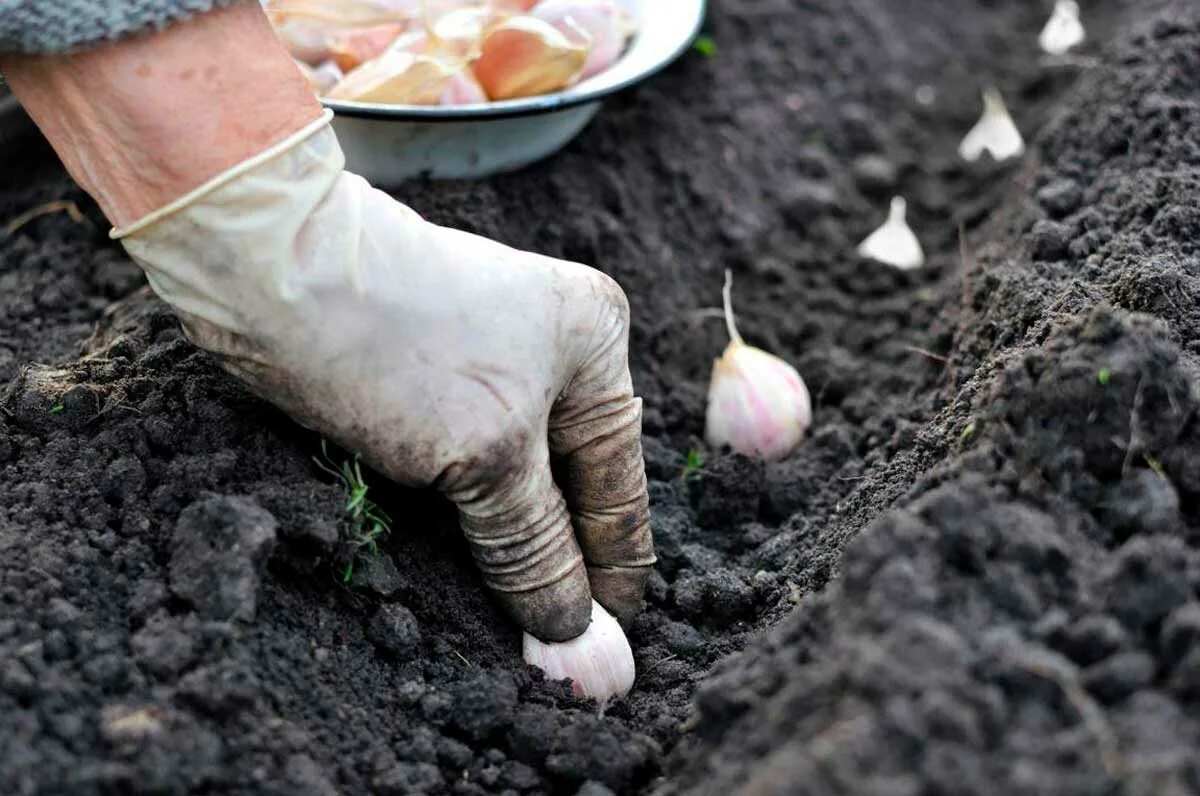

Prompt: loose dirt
[{"left": 2, "top": 0, "right": 1198, "bottom": 794}]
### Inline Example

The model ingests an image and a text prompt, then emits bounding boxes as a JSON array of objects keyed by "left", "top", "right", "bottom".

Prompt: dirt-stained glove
[{"left": 112, "top": 111, "right": 654, "bottom": 642}]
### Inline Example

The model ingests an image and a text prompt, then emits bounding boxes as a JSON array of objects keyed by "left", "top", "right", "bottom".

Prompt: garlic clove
[
  {"left": 296, "top": 59, "right": 345, "bottom": 95},
  {"left": 329, "top": 23, "right": 408, "bottom": 71},
  {"left": 1039, "top": 0, "right": 1085, "bottom": 56},
  {"left": 493, "top": 0, "right": 541, "bottom": 10},
  {"left": 958, "top": 88, "right": 1025, "bottom": 163},
  {"left": 704, "top": 271, "right": 812, "bottom": 462},
  {"left": 522, "top": 600, "right": 635, "bottom": 703},
  {"left": 530, "top": 0, "right": 632, "bottom": 79},
  {"left": 856, "top": 196, "right": 925, "bottom": 270},
  {"left": 266, "top": 0, "right": 421, "bottom": 63},
  {"left": 471, "top": 16, "right": 588, "bottom": 100},
  {"left": 440, "top": 67, "right": 489, "bottom": 105},
  {"left": 326, "top": 51, "right": 461, "bottom": 104}
]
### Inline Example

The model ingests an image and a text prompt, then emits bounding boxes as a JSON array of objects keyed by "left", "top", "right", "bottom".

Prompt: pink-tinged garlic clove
[
  {"left": 296, "top": 59, "right": 345, "bottom": 95},
  {"left": 704, "top": 271, "right": 812, "bottom": 462},
  {"left": 329, "top": 23, "right": 408, "bottom": 71},
  {"left": 492, "top": 0, "right": 541, "bottom": 11},
  {"left": 523, "top": 600, "right": 635, "bottom": 703},
  {"left": 471, "top": 16, "right": 588, "bottom": 100},
  {"left": 266, "top": 0, "right": 421, "bottom": 63},
  {"left": 531, "top": 0, "right": 631, "bottom": 78},
  {"left": 326, "top": 52, "right": 456, "bottom": 105},
  {"left": 440, "top": 68, "right": 489, "bottom": 105}
]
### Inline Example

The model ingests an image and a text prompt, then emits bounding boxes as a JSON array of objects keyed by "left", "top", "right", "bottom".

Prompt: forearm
[{"left": 0, "top": 2, "right": 322, "bottom": 228}]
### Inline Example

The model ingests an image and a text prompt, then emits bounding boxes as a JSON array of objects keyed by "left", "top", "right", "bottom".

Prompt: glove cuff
[{"left": 111, "top": 108, "right": 336, "bottom": 240}]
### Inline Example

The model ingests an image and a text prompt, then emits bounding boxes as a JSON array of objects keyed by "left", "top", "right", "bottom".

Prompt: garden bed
[{"left": 2, "top": 0, "right": 1199, "bottom": 793}]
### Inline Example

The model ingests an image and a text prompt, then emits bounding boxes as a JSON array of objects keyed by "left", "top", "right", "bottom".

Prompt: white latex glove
[{"left": 113, "top": 112, "right": 654, "bottom": 642}]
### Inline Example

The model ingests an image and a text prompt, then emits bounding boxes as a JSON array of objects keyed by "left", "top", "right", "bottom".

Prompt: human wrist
[{"left": 0, "top": 3, "right": 322, "bottom": 228}]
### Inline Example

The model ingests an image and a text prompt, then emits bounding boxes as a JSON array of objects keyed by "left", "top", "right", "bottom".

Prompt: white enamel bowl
[{"left": 322, "top": 0, "right": 707, "bottom": 183}]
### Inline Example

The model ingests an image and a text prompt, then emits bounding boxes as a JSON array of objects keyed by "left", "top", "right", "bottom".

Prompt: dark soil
[{"left": 2, "top": 0, "right": 1198, "bottom": 794}]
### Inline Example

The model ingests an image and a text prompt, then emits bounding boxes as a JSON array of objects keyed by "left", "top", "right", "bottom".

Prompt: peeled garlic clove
[
  {"left": 856, "top": 196, "right": 925, "bottom": 270},
  {"left": 704, "top": 271, "right": 812, "bottom": 462},
  {"left": 523, "top": 600, "right": 635, "bottom": 703},
  {"left": 958, "top": 87, "right": 1025, "bottom": 162},
  {"left": 296, "top": 59, "right": 345, "bottom": 94},
  {"left": 472, "top": 16, "right": 588, "bottom": 100},
  {"left": 326, "top": 52, "right": 456, "bottom": 104},
  {"left": 329, "top": 23, "right": 407, "bottom": 71},
  {"left": 1039, "top": 0, "right": 1085, "bottom": 55},
  {"left": 531, "top": 0, "right": 631, "bottom": 78}
]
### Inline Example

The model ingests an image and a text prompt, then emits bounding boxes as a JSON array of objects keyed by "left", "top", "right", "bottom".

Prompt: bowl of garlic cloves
[{"left": 268, "top": 0, "right": 706, "bottom": 182}]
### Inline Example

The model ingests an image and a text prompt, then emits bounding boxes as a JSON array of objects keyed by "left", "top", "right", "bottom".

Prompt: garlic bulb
[
  {"left": 531, "top": 0, "right": 632, "bottom": 79},
  {"left": 472, "top": 16, "right": 588, "bottom": 100},
  {"left": 958, "top": 88, "right": 1025, "bottom": 163},
  {"left": 856, "top": 196, "right": 925, "bottom": 270},
  {"left": 1039, "top": 0, "right": 1085, "bottom": 56},
  {"left": 523, "top": 600, "right": 635, "bottom": 703},
  {"left": 704, "top": 271, "right": 812, "bottom": 462}
]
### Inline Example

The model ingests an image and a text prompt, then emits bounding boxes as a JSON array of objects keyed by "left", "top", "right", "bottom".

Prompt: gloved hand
[{"left": 112, "top": 112, "right": 654, "bottom": 641}]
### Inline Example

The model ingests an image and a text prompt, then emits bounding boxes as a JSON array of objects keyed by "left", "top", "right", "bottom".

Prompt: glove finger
[
  {"left": 550, "top": 283, "right": 654, "bottom": 625},
  {"left": 445, "top": 444, "right": 594, "bottom": 643}
]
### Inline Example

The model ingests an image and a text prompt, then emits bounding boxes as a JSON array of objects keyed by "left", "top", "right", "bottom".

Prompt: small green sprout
[
  {"left": 961, "top": 422, "right": 976, "bottom": 441},
  {"left": 681, "top": 449, "right": 705, "bottom": 483},
  {"left": 314, "top": 440, "right": 392, "bottom": 583},
  {"left": 693, "top": 35, "right": 717, "bottom": 57},
  {"left": 1097, "top": 368, "right": 1111, "bottom": 386},
  {"left": 1144, "top": 454, "right": 1166, "bottom": 478},
  {"left": 48, "top": 403, "right": 64, "bottom": 414}
]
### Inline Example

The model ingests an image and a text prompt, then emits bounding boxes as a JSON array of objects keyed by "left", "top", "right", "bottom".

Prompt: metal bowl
[{"left": 323, "top": 0, "right": 706, "bottom": 183}]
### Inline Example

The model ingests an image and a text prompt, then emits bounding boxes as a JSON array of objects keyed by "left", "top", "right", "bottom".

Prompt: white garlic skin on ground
[
  {"left": 1039, "top": 0, "right": 1085, "bottom": 55},
  {"left": 704, "top": 271, "right": 813, "bottom": 462},
  {"left": 856, "top": 196, "right": 925, "bottom": 270},
  {"left": 958, "top": 87, "right": 1025, "bottom": 162},
  {"left": 522, "top": 600, "right": 635, "bottom": 703}
]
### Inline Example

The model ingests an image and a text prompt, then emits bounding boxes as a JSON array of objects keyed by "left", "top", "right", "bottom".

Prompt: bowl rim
[{"left": 320, "top": 0, "right": 707, "bottom": 122}]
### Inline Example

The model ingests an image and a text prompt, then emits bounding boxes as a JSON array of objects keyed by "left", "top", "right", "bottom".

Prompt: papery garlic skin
[
  {"left": 531, "top": 0, "right": 631, "bottom": 79},
  {"left": 523, "top": 600, "right": 635, "bottom": 703},
  {"left": 472, "top": 16, "right": 588, "bottom": 100},
  {"left": 856, "top": 196, "right": 925, "bottom": 270},
  {"left": 1039, "top": 0, "right": 1085, "bottom": 56},
  {"left": 704, "top": 271, "right": 812, "bottom": 462},
  {"left": 958, "top": 88, "right": 1025, "bottom": 162}
]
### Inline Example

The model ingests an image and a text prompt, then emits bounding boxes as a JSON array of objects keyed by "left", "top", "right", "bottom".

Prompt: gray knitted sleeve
[{"left": 0, "top": 0, "right": 252, "bottom": 55}]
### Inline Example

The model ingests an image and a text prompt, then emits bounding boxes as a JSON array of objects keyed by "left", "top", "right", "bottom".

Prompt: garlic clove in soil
[
  {"left": 958, "top": 87, "right": 1025, "bottom": 163},
  {"left": 856, "top": 196, "right": 925, "bottom": 270},
  {"left": 704, "top": 271, "right": 813, "bottom": 462},
  {"left": 1039, "top": 0, "right": 1085, "bottom": 56},
  {"left": 523, "top": 600, "right": 635, "bottom": 703},
  {"left": 531, "top": 0, "right": 632, "bottom": 79},
  {"left": 327, "top": 51, "right": 485, "bottom": 105},
  {"left": 471, "top": 16, "right": 589, "bottom": 100}
]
